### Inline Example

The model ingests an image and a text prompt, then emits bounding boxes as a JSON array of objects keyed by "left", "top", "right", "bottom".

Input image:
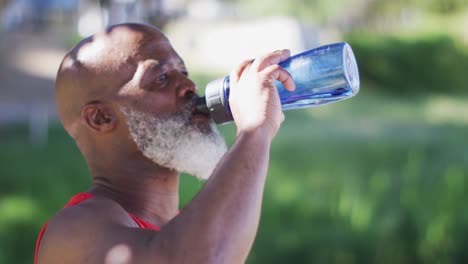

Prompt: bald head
[{"left": 55, "top": 23, "right": 169, "bottom": 137}]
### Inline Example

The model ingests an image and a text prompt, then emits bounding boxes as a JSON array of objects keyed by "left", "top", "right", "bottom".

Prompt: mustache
[
  {"left": 173, "top": 99, "right": 196, "bottom": 122},
  {"left": 121, "top": 96, "right": 198, "bottom": 124}
]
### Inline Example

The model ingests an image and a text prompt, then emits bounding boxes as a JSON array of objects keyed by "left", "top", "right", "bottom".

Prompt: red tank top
[{"left": 34, "top": 193, "right": 160, "bottom": 264}]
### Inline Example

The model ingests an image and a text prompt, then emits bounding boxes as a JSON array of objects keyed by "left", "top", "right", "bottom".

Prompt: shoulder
[{"left": 37, "top": 196, "right": 136, "bottom": 263}]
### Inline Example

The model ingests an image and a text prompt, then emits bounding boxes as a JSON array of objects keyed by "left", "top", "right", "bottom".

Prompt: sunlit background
[{"left": 1, "top": 0, "right": 468, "bottom": 263}]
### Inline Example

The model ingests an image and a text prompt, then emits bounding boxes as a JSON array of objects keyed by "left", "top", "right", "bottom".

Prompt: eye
[
  {"left": 182, "top": 71, "right": 189, "bottom": 77},
  {"left": 157, "top": 73, "right": 168, "bottom": 82}
]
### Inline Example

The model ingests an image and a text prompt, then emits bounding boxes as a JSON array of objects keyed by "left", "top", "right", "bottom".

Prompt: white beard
[{"left": 121, "top": 105, "right": 227, "bottom": 180}]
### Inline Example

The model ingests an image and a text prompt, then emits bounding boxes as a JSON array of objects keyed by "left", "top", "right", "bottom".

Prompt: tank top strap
[
  {"left": 64, "top": 192, "right": 95, "bottom": 207},
  {"left": 128, "top": 213, "right": 161, "bottom": 230},
  {"left": 66, "top": 193, "right": 160, "bottom": 230}
]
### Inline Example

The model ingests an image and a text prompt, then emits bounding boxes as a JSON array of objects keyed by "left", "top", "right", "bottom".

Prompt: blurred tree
[
  {"left": 221, "top": 0, "right": 468, "bottom": 31},
  {"left": 230, "top": 0, "right": 358, "bottom": 23},
  {"left": 367, "top": 0, "right": 468, "bottom": 16},
  {"left": 97, "top": 0, "right": 176, "bottom": 29},
  {"left": 423, "top": 0, "right": 468, "bottom": 13}
]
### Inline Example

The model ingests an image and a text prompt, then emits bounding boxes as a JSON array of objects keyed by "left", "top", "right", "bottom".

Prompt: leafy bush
[{"left": 346, "top": 34, "right": 468, "bottom": 95}]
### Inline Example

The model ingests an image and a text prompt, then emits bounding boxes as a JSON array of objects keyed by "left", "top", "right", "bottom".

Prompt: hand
[{"left": 228, "top": 49, "right": 296, "bottom": 139}]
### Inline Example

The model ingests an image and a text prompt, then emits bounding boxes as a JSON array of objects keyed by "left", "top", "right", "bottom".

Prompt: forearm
[
  {"left": 154, "top": 130, "right": 272, "bottom": 263},
  {"left": 195, "top": 130, "right": 271, "bottom": 250}
]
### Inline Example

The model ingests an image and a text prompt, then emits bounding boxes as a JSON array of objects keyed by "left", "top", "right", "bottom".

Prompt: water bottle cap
[{"left": 205, "top": 77, "right": 233, "bottom": 124}]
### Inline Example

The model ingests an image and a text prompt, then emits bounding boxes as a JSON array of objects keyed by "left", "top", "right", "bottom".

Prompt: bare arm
[
  {"left": 38, "top": 50, "right": 295, "bottom": 264},
  {"left": 165, "top": 49, "right": 297, "bottom": 262}
]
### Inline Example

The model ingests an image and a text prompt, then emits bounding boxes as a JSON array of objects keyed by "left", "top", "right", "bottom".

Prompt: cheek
[
  {"left": 144, "top": 94, "right": 175, "bottom": 115},
  {"left": 119, "top": 93, "right": 177, "bottom": 116}
]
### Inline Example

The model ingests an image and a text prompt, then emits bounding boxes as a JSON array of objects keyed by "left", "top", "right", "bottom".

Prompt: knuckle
[
  {"left": 256, "top": 54, "right": 272, "bottom": 66},
  {"left": 269, "top": 64, "right": 282, "bottom": 71},
  {"left": 263, "top": 64, "right": 282, "bottom": 75},
  {"left": 259, "top": 54, "right": 270, "bottom": 61}
]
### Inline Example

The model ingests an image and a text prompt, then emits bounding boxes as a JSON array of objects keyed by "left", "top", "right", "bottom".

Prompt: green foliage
[
  {"left": 230, "top": 0, "right": 468, "bottom": 23},
  {"left": 234, "top": 0, "right": 354, "bottom": 22},
  {"left": 368, "top": 0, "right": 468, "bottom": 15},
  {"left": 346, "top": 34, "right": 468, "bottom": 95},
  {"left": 412, "top": 0, "right": 468, "bottom": 14}
]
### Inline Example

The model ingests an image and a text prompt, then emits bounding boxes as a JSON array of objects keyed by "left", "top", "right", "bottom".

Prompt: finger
[
  {"left": 262, "top": 64, "right": 296, "bottom": 92},
  {"left": 252, "top": 49, "right": 290, "bottom": 72},
  {"left": 230, "top": 58, "right": 255, "bottom": 84}
]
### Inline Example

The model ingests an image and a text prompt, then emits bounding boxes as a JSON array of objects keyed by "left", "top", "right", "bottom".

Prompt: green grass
[{"left": 1, "top": 91, "right": 467, "bottom": 263}]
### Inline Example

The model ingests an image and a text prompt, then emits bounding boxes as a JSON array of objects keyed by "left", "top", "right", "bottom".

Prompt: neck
[{"left": 87, "top": 157, "right": 180, "bottom": 227}]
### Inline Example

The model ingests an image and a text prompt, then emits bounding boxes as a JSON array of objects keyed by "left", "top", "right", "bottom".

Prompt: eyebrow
[
  {"left": 137, "top": 58, "right": 187, "bottom": 88},
  {"left": 144, "top": 58, "right": 186, "bottom": 71},
  {"left": 161, "top": 58, "right": 186, "bottom": 68}
]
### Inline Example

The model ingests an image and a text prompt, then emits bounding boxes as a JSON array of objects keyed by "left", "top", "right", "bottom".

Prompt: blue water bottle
[{"left": 195, "top": 42, "right": 360, "bottom": 124}]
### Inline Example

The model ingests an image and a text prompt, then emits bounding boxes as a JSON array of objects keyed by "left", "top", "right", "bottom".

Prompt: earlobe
[{"left": 81, "top": 103, "right": 117, "bottom": 133}]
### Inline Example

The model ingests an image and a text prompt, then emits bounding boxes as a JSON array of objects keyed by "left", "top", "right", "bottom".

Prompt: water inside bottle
[
  {"left": 277, "top": 85, "right": 354, "bottom": 111},
  {"left": 276, "top": 42, "right": 359, "bottom": 111}
]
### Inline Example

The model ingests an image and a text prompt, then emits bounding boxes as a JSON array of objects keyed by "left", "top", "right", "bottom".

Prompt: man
[{"left": 35, "top": 23, "right": 295, "bottom": 263}]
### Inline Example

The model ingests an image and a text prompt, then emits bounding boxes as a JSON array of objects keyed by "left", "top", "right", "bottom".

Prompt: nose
[{"left": 177, "top": 73, "right": 197, "bottom": 100}]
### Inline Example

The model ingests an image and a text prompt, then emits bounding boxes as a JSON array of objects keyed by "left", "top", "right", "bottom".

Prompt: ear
[{"left": 80, "top": 102, "right": 117, "bottom": 133}]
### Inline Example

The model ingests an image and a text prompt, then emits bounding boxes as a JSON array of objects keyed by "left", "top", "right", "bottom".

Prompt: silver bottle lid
[{"left": 204, "top": 77, "right": 233, "bottom": 124}]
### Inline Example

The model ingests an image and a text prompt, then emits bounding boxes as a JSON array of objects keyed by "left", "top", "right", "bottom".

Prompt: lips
[
  {"left": 185, "top": 97, "right": 211, "bottom": 123},
  {"left": 191, "top": 102, "right": 210, "bottom": 118}
]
